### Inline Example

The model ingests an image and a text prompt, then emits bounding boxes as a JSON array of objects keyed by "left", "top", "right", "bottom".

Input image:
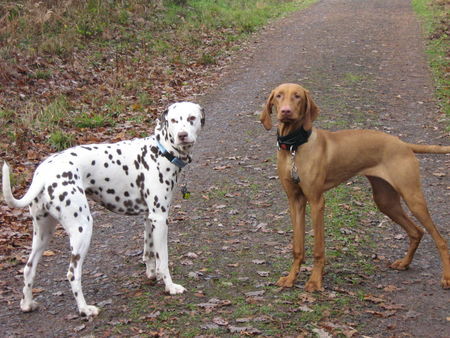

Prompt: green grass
[{"left": 412, "top": 0, "right": 449, "bottom": 122}]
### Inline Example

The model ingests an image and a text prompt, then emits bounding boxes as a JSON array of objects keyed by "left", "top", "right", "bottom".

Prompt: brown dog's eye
[
  {"left": 276, "top": 94, "right": 282, "bottom": 99},
  {"left": 294, "top": 94, "right": 301, "bottom": 99}
]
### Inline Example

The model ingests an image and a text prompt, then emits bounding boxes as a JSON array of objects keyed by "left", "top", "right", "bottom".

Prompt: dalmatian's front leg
[
  {"left": 150, "top": 214, "right": 186, "bottom": 295},
  {"left": 143, "top": 218, "right": 157, "bottom": 280}
]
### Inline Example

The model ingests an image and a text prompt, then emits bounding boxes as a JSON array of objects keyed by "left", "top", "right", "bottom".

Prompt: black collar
[{"left": 277, "top": 127, "right": 311, "bottom": 152}]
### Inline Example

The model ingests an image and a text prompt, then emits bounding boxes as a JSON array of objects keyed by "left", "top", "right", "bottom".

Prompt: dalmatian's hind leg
[
  {"left": 61, "top": 208, "right": 99, "bottom": 317},
  {"left": 21, "top": 209, "right": 57, "bottom": 312}
]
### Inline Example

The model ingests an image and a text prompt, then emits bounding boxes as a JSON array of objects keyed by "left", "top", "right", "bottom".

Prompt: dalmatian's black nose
[{"left": 178, "top": 131, "right": 188, "bottom": 142}]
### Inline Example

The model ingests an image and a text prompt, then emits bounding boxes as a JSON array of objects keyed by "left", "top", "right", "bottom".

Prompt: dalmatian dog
[{"left": 2, "top": 102, "right": 205, "bottom": 317}]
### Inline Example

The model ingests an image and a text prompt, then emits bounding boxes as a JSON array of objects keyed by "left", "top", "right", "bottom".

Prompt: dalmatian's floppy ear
[
  {"left": 159, "top": 108, "right": 169, "bottom": 125},
  {"left": 200, "top": 107, "right": 206, "bottom": 127}
]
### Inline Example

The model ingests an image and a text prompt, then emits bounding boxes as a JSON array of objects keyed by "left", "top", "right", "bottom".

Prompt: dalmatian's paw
[
  {"left": 80, "top": 305, "right": 100, "bottom": 318},
  {"left": 20, "top": 299, "right": 39, "bottom": 312},
  {"left": 166, "top": 283, "right": 186, "bottom": 295}
]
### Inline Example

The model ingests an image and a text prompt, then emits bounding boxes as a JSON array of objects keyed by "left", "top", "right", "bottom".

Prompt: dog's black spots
[
  {"left": 27, "top": 261, "right": 32, "bottom": 268},
  {"left": 47, "top": 185, "right": 55, "bottom": 200},
  {"left": 117, "top": 159, "right": 121, "bottom": 165},
  {"left": 57, "top": 174, "right": 61, "bottom": 179},
  {"left": 134, "top": 160, "right": 140, "bottom": 170},
  {"left": 62, "top": 181, "right": 69, "bottom": 186},
  {"left": 69, "top": 161, "right": 74, "bottom": 165},
  {"left": 108, "top": 154, "right": 113, "bottom": 160},
  {"left": 115, "top": 196, "right": 120, "bottom": 202},
  {"left": 141, "top": 146, "right": 149, "bottom": 170},
  {"left": 74, "top": 292, "right": 78, "bottom": 297},
  {"left": 87, "top": 216, "right": 90, "bottom": 221},
  {"left": 62, "top": 171, "right": 73, "bottom": 180},
  {"left": 154, "top": 196, "right": 159, "bottom": 203},
  {"left": 150, "top": 154, "right": 156, "bottom": 162},
  {"left": 159, "top": 173, "right": 164, "bottom": 183},
  {"left": 71, "top": 254, "right": 80, "bottom": 268},
  {"left": 86, "top": 173, "right": 91, "bottom": 178},
  {"left": 166, "top": 168, "right": 170, "bottom": 172},
  {"left": 104, "top": 177, "right": 110, "bottom": 182},
  {"left": 161, "top": 206, "right": 166, "bottom": 212},
  {"left": 171, "top": 180, "right": 174, "bottom": 189},
  {"left": 104, "top": 162, "right": 109, "bottom": 168},
  {"left": 151, "top": 146, "right": 158, "bottom": 154},
  {"left": 77, "top": 187, "right": 84, "bottom": 194},
  {"left": 136, "top": 173, "right": 145, "bottom": 188},
  {"left": 99, "top": 187, "right": 103, "bottom": 192},
  {"left": 74, "top": 174, "right": 79, "bottom": 180},
  {"left": 124, "top": 200, "right": 133, "bottom": 208},
  {"left": 116, "top": 149, "right": 122, "bottom": 155},
  {"left": 71, "top": 276, "right": 75, "bottom": 282},
  {"left": 105, "top": 203, "right": 116, "bottom": 211},
  {"left": 91, "top": 160, "right": 96, "bottom": 166},
  {"left": 124, "top": 191, "right": 130, "bottom": 197},
  {"left": 118, "top": 208, "right": 124, "bottom": 213},
  {"left": 74, "top": 212, "right": 78, "bottom": 218},
  {"left": 156, "top": 134, "right": 161, "bottom": 141},
  {"left": 156, "top": 252, "right": 160, "bottom": 259},
  {"left": 66, "top": 199, "right": 71, "bottom": 206},
  {"left": 122, "top": 165, "right": 129, "bottom": 175},
  {"left": 81, "top": 146, "right": 92, "bottom": 151},
  {"left": 52, "top": 182, "right": 57, "bottom": 188},
  {"left": 71, "top": 152, "right": 78, "bottom": 157},
  {"left": 85, "top": 188, "right": 93, "bottom": 195},
  {"left": 59, "top": 192, "right": 68, "bottom": 201},
  {"left": 107, "top": 188, "right": 115, "bottom": 194},
  {"left": 56, "top": 206, "right": 61, "bottom": 212},
  {"left": 90, "top": 179, "right": 95, "bottom": 185},
  {"left": 130, "top": 183, "right": 134, "bottom": 188},
  {"left": 79, "top": 206, "right": 82, "bottom": 212},
  {"left": 165, "top": 180, "right": 170, "bottom": 186}
]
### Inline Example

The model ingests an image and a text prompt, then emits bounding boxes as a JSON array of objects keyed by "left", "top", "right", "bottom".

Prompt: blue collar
[{"left": 156, "top": 141, "right": 188, "bottom": 169}]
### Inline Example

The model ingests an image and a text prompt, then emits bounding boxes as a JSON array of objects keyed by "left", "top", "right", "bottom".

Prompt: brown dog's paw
[
  {"left": 441, "top": 276, "right": 450, "bottom": 289},
  {"left": 389, "top": 259, "right": 409, "bottom": 271},
  {"left": 276, "top": 276, "right": 295, "bottom": 288},
  {"left": 304, "top": 279, "right": 324, "bottom": 292}
]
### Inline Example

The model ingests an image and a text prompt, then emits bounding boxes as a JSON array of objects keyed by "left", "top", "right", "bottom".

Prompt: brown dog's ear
[
  {"left": 260, "top": 90, "right": 275, "bottom": 130},
  {"left": 303, "top": 90, "right": 319, "bottom": 131}
]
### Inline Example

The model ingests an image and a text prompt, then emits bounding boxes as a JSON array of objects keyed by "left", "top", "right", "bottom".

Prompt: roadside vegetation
[{"left": 412, "top": 0, "right": 450, "bottom": 123}]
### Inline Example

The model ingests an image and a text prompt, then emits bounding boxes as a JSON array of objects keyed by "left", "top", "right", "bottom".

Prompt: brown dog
[{"left": 260, "top": 83, "right": 450, "bottom": 291}]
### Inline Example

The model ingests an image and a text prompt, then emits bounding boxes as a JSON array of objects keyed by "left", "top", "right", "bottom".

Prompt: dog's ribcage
[{"left": 33, "top": 135, "right": 179, "bottom": 219}]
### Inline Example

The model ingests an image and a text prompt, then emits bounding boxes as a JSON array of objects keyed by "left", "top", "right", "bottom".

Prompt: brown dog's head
[{"left": 260, "top": 83, "right": 319, "bottom": 132}]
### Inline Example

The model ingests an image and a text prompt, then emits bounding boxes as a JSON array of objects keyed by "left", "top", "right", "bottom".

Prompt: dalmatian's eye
[
  {"left": 171, "top": 118, "right": 177, "bottom": 123},
  {"left": 188, "top": 116, "right": 196, "bottom": 122}
]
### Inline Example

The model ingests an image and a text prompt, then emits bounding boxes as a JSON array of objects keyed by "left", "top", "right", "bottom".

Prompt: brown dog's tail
[{"left": 407, "top": 143, "right": 450, "bottom": 154}]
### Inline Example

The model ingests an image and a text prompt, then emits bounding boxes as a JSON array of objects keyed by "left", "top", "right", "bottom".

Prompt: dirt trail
[{"left": 1, "top": 0, "right": 449, "bottom": 336}]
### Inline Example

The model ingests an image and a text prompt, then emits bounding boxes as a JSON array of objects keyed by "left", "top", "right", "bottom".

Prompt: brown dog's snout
[{"left": 280, "top": 106, "right": 292, "bottom": 116}]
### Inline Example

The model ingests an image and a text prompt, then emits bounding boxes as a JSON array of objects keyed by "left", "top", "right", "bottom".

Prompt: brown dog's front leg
[
  {"left": 305, "top": 196, "right": 325, "bottom": 292},
  {"left": 277, "top": 193, "right": 307, "bottom": 288}
]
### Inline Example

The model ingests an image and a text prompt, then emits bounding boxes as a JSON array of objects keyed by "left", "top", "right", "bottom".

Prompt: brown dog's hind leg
[
  {"left": 368, "top": 176, "right": 424, "bottom": 270},
  {"left": 399, "top": 182, "right": 450, "bottom": 288}
]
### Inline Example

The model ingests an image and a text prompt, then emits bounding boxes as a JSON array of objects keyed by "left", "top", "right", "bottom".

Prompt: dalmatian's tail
[{"left": 2, "top": 162, "right": 44, "bottom": 208}]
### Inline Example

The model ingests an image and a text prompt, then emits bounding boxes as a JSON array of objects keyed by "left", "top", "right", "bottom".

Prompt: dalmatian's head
[{"left": 159, "top": 102, "right": 205, "bottom": 151}]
